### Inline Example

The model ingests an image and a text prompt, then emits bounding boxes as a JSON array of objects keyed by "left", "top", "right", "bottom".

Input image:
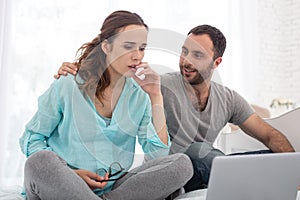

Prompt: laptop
[
  {"left": 176, "top": 152, "right": 300, "bottom": 200},
  {"left": 206, "top": 152, "right": 300, "bottom": 200}
]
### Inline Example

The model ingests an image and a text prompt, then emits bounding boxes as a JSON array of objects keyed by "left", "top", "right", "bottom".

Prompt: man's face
[{"left": 179, "top": 34, "right": 216, "bottom": 85}]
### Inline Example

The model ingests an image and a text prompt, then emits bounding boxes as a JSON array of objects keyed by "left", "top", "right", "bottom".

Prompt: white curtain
[
  {"left": 225, "top": 0, "right": 259, "bottom": 103},
  {"left": 0, "top": 0, "right": 13, "bottom": 185},
  {"left": 0, "top": 0, "right": 247, "bottom": 186}
]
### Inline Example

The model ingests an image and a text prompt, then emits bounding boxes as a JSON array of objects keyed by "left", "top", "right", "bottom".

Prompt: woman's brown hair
[{"left": 75, "top": 10, "right": 148, "bottom": 101}]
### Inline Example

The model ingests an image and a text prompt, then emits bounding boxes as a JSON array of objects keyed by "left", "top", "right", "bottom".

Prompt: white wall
[
  {"left": 258, "top": 0, "right": 300, "bottom": 107},
  {"left": 244, "top": 0, "right": 300, "bottom": 109}
]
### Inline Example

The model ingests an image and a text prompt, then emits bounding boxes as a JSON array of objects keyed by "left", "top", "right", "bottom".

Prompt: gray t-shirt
[{"left": 161, "top": 72, "right": 254, "bottom": 154}]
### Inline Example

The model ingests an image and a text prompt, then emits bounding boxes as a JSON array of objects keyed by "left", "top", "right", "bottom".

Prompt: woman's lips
[{"left": 128, "top": 65, "right": 137, "bottom": 72}]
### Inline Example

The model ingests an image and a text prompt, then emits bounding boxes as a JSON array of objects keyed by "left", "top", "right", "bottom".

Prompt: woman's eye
[
  {"left": 124, "top": 44, "right": 134, "bottom": 50},
  {"left": 139, "top": 46, "right": 146, "bottom": 51}
]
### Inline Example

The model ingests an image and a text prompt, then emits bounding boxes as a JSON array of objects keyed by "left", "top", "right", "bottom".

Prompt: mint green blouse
[{"left": 19, "top": 75, "right": 170, "bottom": 195}]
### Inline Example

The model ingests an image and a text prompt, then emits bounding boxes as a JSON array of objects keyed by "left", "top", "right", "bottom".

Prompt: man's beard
[{"left": 180, "top": 61, "right": 214, "bottom": 85}]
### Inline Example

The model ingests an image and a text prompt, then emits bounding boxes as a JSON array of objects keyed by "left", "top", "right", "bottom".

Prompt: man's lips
[{"left": 183, "top": 67, "right": 197, "bottom": 74}]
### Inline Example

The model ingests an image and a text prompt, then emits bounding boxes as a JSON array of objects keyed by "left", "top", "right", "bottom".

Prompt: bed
[{"left": 1, "top": 107, "right": 300, "bottom": 200}]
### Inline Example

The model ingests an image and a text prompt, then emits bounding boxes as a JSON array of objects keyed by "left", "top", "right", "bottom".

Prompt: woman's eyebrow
[
  {"left": 124, "top": 41, "right": 147, "bottom": 46},
  {"left": 124, "top": 41, "right": 136, "bottom": 44}
]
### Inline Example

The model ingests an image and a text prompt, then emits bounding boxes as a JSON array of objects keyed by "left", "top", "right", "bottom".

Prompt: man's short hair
[{"left": 188, "top": 25, "right": 226, "bottom": 60}]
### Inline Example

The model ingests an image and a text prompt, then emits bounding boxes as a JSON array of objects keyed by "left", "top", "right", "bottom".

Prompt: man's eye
[
  {"left": 193, "top": 52, "right": 204, "bottom": 59},
  {"left": 181, "top": 48, "right": 188, "bottom": 56}
]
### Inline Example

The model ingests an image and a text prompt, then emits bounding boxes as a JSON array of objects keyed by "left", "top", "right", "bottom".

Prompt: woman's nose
[{"left": 132, "top": 49, "right": 143, "bottom": 60}]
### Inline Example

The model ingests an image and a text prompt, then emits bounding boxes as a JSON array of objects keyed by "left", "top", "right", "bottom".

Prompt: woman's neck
[
  {"left": 94, "top": 73, "right": 125, "bottom": 118},
  {"left": 109, "top": 75, "right": 125, "bottom": 93},
  {"left": 107, "top": 65, "right": 126, "bottom": 90}
]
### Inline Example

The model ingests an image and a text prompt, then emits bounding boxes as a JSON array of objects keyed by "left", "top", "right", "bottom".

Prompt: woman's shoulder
[
  {"left": 50, "top": 75, "right": 82, "bottom": 97},
  {"left": 54, "top": 75, "right": 77, "bottom": 88}
]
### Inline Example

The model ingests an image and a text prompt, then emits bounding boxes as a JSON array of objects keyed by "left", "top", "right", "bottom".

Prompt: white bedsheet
[
  {"left": 0, "top": 186, "right": 23, "bottom": 200},
  {"left": 175, "top": 189, "right": 300, "bottom": 200},
  {"left": 1, "top": 185, "right": 300, "bottom": 200}
]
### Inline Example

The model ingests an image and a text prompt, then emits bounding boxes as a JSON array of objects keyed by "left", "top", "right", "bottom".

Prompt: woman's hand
[
  {"left": 54, "top": 62, "right": 78, "bottom": 79},
  {"left": 132, "top": 63, "right": 168, "bottom": 145},
  {"left": 132, "top": 63, "right": 162, "bottom": 97},
  {"left": 74, "top": 169, "right": 109, "bottom": 190}
]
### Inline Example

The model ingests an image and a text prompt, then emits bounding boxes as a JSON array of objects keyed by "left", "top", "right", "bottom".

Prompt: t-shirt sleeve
[{"left": 229, "top": 90, "right": 254, "bottom": 126}]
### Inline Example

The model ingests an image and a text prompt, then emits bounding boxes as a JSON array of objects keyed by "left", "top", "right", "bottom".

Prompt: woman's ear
[{"left": 101, "top": 40, "right": 111, "bottom": 55}]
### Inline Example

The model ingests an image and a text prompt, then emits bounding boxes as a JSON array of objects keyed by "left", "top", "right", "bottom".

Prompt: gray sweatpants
[{"left": 24, "top": 150, "right": 193, "bottom": 200}]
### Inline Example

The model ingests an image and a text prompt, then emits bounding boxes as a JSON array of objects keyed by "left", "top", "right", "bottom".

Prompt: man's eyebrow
[{"left": 192, "top": 50, "right": 205, "bottom": 55}]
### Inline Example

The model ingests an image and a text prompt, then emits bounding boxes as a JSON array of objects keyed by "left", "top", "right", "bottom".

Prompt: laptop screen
[{"left": 206, "top": 153, "right": 300, "bottom": 200}]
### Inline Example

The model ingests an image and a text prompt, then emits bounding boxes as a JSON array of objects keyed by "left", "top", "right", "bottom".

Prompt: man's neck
[
  {"left": 184, "top": 80, "right": 211, "bottom": 111},
  {"left": 184, "top": 80, "right": 210, "bottom": 97}
]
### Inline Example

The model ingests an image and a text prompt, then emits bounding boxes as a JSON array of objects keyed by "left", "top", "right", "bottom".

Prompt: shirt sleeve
[
  {"left": 137, "top": 99, "right": 170, "bottom": 160},
  {"left": 19, "top": 81, "right": 62, "bottom": 157}
]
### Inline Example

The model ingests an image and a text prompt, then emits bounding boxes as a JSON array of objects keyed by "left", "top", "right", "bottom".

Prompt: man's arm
[{"left": 239, "top": 113, "right": 295, "bottom": 152}]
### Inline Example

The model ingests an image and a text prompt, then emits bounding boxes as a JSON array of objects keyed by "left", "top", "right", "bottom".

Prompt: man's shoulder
[
  {"left": 211, "top": 81, "right": 246, "bottom": 105},
  {"left": 161, "top": 71, "right": 181, "bottom": 83},
  {"left": 211, "top": 81, "right": 236, "bottom": 95}
]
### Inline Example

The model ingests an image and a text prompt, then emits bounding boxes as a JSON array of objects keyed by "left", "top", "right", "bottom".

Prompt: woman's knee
[
  {"left": 172, "top": 153, "right": 194, "bottom": 182},
  {"left": 25, "top": 150, "right": 59, "bottom": 173}
]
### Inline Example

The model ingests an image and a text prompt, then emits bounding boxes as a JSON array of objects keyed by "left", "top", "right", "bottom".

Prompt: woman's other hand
[{"left": 74, "top": 169, "right": 109, "bottom": 189}]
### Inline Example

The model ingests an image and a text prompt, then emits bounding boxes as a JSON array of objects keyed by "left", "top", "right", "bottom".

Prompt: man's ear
[
  {"left": 101, "top": 40, "right": 111, "bottom": 55},
  {"left": 213, "top": 57, "right": 222, "bottom": 69}
]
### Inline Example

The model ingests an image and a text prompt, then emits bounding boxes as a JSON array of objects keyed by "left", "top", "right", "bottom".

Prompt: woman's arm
[
  {"left": 19, "top": 81, "right": 62, "bottom": 157},
  {"left": 133, "top": 63, "right": 168, "bottom": 145},
  {"left": 148, "top": 93, "right": 168, "bottom": 145}
]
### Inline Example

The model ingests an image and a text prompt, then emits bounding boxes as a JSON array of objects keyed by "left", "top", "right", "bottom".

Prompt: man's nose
[{"left": 181, "top": 55, "right": 193, "bottom": 66}]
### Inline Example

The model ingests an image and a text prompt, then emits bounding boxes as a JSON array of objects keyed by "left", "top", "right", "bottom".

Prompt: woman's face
[{"left": 105, "top": 24, "right": 148, "bottom": 78}]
